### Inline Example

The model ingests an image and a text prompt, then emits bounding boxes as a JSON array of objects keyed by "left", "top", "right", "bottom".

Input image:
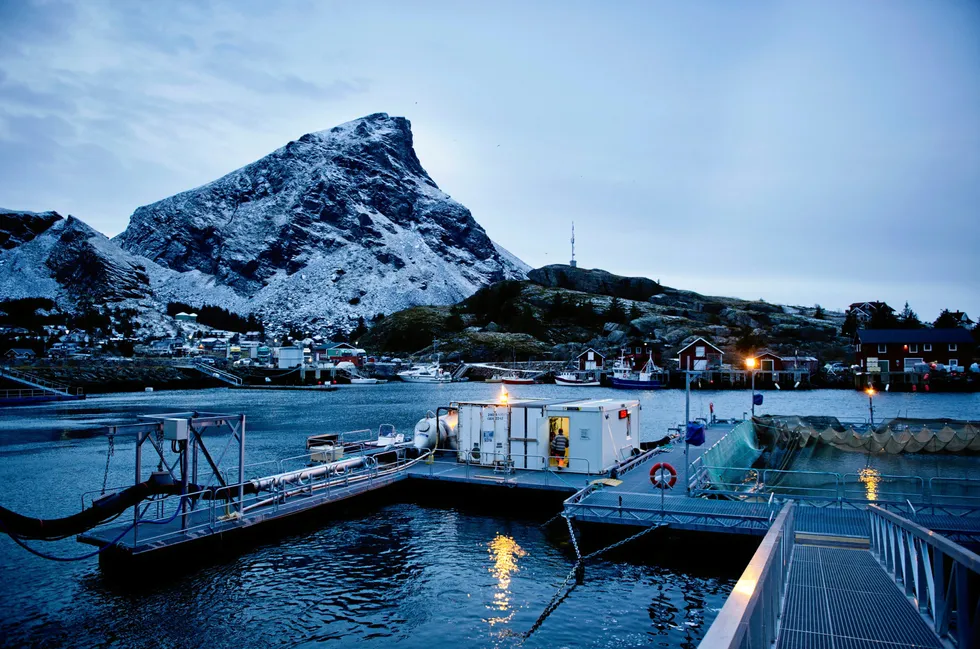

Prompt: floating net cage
[{"left": 755, "top": 416, "right": 980, "bottom": 454}]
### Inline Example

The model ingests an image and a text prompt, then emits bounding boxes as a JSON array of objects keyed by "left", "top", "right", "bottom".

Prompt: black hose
[{"left": 0, "top": 478, "right": 258, "bottom": 541}]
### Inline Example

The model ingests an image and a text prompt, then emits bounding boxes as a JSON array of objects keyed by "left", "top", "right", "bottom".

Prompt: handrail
[
  {"left": 0, "top": 366, "right": 73, "bottom": 395},
  {"left": 698, "top": 502, "right": 795, "bottom": 649},
  {"left": 868, "top": 505, "right": 980, "bottom": 647}
]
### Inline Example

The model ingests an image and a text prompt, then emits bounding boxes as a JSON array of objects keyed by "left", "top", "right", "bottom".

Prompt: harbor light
[
  {"left": 499, "top": 386, "right": 509, "bottom": 405},
  {"left": 745, "top": 356, "right": 758, "bottom": 416},
  {"left": 745, "top": 357, "right": 757, "bottom": 370}
]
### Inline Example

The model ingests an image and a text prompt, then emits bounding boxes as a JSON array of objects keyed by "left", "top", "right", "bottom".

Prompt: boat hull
[
  {"left": 609, "top": 377, "right": 663, "bottom": 389},
  {"left": 554, "top": 377, "right": 601, "bottom": 387},
  {"left": 502, "top": 378, "right": 535, "bottom": 385},
  {"left": 398, "top": 374, "right": 452, "bottom": 383}
]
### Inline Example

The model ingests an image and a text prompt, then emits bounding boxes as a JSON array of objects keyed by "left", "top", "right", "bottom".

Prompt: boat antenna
[{"left": 569, "top": 221, "right": 577, "bottom": 268}]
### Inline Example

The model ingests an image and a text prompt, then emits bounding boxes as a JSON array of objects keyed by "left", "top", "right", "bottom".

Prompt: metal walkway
[
  {"left": 176, "top": 361, "right": 243, "bottom": 386},
  {"left": 0, "top": 365, "right": 83, "bottom": 402},
  {"left": 778, "top": 545, "right": 942, "bottom": 648}
]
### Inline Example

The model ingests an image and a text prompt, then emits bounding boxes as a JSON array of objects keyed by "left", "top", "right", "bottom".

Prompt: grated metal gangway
[{"left": 699, "top": 503, "right": 979, "bottom": 649}]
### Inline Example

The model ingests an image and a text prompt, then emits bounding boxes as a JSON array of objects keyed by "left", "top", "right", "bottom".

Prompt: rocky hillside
[
  {"left": 359, "top": 264, "right": 849, "bottom": 362},
  {"left": 115, "top": 113, "right": 527, "bottom": 332},
  {"left": 0, "top": 209, "right": 152, "bottom": 306}
]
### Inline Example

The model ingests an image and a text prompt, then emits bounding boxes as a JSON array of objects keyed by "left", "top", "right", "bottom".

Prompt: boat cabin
[{"left": 449, "top": 397, "right": 640, "bottom": 474}]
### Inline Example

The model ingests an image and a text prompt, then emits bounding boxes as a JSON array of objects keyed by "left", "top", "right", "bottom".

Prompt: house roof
[
  {"left": 857, "top": 329, "right": 974, "bottom": 344},
  {"left": 676, "top": 337, "right": 724, "bottom": 355},
  {"left": 6, "top": 348, "right": 35, "bottom": 355},
  {"left": 576, "top": 347, "right": 604, "bottom": 359},
  {"left": 753, "top": 349, "right": 782, "bottom": 360}
]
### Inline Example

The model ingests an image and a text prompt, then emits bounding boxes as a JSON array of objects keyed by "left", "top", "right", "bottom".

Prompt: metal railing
[
  {"left": 85, "top": 448, "right": 429, "bottom": 549},
  {"left": 698, "top": 502, "right": 796, "bottom": 649},
  {"left": 188, "top": 360, "right": 243, "bottom": 386},
  {"left": 868, "top": 505, "right": 980, "bottom": 648},
  {"left": 0, "top": 387, "right": 83, "bottom": 400},
  {"left": 0, "top": 366, "right": 74, "bottom": 395},
  {"left": 689, "top": 459, "right": 980, "bottom": 510}
]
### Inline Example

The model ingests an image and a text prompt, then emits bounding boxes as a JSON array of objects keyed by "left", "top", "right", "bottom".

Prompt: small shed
[
  {"left": 676, "top": 337, "right": 724, "bottom": 371},
  {"left": 175, "top": 312, "right": 198, "bottom": 323},
  {"left": 752, "top": 350, "right": 784, "bottom": 372},
  {"left": 4, "top": 348, "right": 36, "bottom": 361},
  {"left": 576, "top": 348, "right": 605, "bottom": 371}
]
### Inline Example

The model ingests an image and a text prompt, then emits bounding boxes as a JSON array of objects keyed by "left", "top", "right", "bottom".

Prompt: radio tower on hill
[{"left": 569, "top": 221, "right": 577, "bottom": 268}]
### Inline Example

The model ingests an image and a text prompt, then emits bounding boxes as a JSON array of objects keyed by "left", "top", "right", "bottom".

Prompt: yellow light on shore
[
  {"left": 866, "top": 386, "right": 876, "bottom": 396},
  {"left": 745, "top": 357, "right": 757, "bottom": 370},
  {"left": 499, "top": 386, "right": 509, "bottom": 405}
]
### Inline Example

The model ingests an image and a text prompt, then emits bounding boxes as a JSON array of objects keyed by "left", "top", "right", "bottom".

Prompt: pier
[
  {"left": 0, "top": 365, "right": 84, "bottom": 406},
  {"left": 48, "top": 409, "right": 980, "bottom": 648}
]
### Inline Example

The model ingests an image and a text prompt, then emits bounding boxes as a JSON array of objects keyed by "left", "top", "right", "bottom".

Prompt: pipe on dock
[{"left": 249, "top": 457, "right": 369, "bottom": 492}]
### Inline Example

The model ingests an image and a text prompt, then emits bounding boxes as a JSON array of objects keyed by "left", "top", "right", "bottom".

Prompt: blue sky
[{"left": 0, "top": 0, "right": 977, "bottom": 319}]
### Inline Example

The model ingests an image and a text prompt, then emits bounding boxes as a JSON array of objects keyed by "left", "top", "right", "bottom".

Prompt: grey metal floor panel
[
  {"left": 796, "top": 507, "right": 869, "bottom": 537},
  {"left": 775, "top": 629, "right": 835, "bottom": 649},
  {"left": 775, "top": 545, "right": 943, "bottom": 649}
]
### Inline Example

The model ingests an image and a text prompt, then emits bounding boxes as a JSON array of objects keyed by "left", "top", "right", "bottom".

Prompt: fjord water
[{"left": 0, "top": 385, "right": 976, "bottom": 648}]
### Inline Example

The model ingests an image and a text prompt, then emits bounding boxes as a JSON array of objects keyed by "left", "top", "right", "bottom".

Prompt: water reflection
[
  {"left": 486, "top": 533, "right": 526, "bottom": 627},
  {"left": 859, "top": 467, "right": 881, "bottom": 501}
]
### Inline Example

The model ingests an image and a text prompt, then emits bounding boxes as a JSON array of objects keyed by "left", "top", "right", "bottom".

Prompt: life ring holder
[{"left": 649, "top": 462, "right": 677, "bottom": 489}]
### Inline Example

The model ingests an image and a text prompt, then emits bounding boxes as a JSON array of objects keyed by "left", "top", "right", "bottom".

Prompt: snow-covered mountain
[
  {"left": 0, "top": 209, "right": 151, "bottom": 305},
  {"left": 0, "top": 114, "right": 527, "bottom": 335},
  {"left": 115, "top": 113, "right": 528, "bottom": 331}
]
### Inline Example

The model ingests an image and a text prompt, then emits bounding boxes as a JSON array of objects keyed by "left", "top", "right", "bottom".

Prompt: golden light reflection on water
[
  {"left": 859, "top": 467, "right": 881, "bottom": 501},
  {"left": 485, "top": 534, "right": 527, "bottom": 627}
]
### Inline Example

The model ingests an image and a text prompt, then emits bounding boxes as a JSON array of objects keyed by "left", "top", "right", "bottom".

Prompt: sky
[{"left": 0, "top": 0, "right": 977, "bottom": 320}]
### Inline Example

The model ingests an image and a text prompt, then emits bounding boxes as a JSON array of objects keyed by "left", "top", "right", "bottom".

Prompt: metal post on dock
[
  {"left": 238, "top": 415, "right": 246, "bottom": 515},
  {"left": 684, "top": 371, "right": 691, "bottom": 495},
  {"left": 134, "top": 430, "right": 142, "bottom": 545}
]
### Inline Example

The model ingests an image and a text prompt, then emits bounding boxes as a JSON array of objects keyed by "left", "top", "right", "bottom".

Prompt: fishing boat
[
  {"left": 484, "top": 375, "right": 504, "bottom": 383},
  {"left": 608, "top": 351, "right": 665, "bottom": 389},
  {"left": 502, "top": 374, "right": 535, "bottom": 385},
  {"left": 554, "top": 372, "right": 601, "bottom": 387},
  {"left": 397, "top": 355, "right": 452, "bottom": 383}
]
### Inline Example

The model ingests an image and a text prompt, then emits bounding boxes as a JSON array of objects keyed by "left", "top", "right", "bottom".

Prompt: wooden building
[
  {"left": 676, "top": 337, "right": 724, "bottom": 371},
  {"left": 854, "top": 329, "right": 975, "bottom": 373},
  {"left": 576, "top": 348, "right": 605, "bottom": 371}
]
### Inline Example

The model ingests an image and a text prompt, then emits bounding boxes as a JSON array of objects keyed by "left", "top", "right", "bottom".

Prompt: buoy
[
  {"left": 649, "top": 462, "right": 677, "bottom": 489},
  {"left": 144, "top": 387, "right": 154, "bottom": 393},
  {"left": 912, "top": 385, "right": 917, "bottom": 392},
  {"left": 925, "top": 384, "right": 930, "bottom": 392}
]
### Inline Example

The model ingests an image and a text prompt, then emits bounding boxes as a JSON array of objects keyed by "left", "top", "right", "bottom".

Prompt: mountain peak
[{"left": 114, "top": 113, "right": 525, "bottom": 332}]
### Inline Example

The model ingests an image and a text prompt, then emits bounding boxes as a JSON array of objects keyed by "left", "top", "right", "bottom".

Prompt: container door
[{"left": 509, "top": 407, "right": 529, "bottom": 469}]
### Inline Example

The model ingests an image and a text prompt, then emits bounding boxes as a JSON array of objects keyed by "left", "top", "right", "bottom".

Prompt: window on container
[
  {"left": 924, "top": 344, "right": 932, "bottom": 352},
  {"left": 949, "top": 343, "right": 958, "bottom": 351},
  {"left": 877, "top": 344, "right": 887, "bottom": 354}
]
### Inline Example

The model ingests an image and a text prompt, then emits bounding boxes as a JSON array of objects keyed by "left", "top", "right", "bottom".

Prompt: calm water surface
[{"left": 0, "top": 385, "right": 977, "bottom": 648}]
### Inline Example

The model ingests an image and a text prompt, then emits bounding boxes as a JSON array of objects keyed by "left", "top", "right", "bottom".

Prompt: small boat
[
  {"left": 484, "top": 375, "right": 504, "bottom": 383},
  {"left": 609, "top": 351, "right": 665, "bottom": 389},
  {"left": 397, "top": 355, "right": 452, "bottom": 383},
  {"left": 554, "top": 372, "right": 600, "bottom": 387},
  {"left": 502, "top": 375, "right": 535, "bottom": 385},
  {"left": 350, "top": 377, "right": 387, "bottom": 384}
]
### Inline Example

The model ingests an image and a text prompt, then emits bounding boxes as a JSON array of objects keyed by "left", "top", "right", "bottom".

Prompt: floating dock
[{"left": 58, "top": 407, "right": 980, "bottom": 649}]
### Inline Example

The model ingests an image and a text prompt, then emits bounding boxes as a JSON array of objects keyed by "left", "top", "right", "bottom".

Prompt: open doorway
[{"left": 548, "top": 416, "right": 570, "bottom": 468}]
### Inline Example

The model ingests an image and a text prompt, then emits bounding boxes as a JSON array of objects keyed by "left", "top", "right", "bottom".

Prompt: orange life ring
[{"left": 649, "top": 462, "right": 677, "bottom": 489}]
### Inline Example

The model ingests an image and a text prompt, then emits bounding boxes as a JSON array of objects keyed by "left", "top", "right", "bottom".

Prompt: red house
[
  {"left": 854, "top": 329, "right": 975, "bottom": 372},
  {"left": 751, "top": 350, "right": 784, "bottom": 371},
  {"left": 676, "top": 337, "right": 724, "bottom": 371},
  {"left": 576, "top": 348, "right": 605, "bottom": 371}
]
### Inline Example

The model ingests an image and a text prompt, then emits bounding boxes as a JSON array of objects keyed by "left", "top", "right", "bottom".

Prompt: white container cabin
[{"left": 449, "top": 397, "right": 640, "bottom": 474}]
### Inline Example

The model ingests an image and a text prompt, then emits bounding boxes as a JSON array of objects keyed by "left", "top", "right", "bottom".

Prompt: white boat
[
  {"left": 502, "top": 374, "right": 535, "bottom": 385},
  {"left": 397, "top": 356, "right": 452, "bottom": 383},
  {"left": 484, "top": 375, "right": 504, "bottom": 383},
  {"left": 554, "top": 372, "right": 600, "bottom": 387},
  {"left": 350, "top": 377, "right": 387, "bottom": 384}
]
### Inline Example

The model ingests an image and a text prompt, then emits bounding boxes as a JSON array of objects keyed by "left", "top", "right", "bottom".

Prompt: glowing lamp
[
  {"left": 865, "top": 387, "right": 876, "bottom": 396},
  {"left": 745, "top": 357, "right": 757, "bottom": 370},
  {"left": 499, "top": 386, "right": 509, "bottom": 405}
]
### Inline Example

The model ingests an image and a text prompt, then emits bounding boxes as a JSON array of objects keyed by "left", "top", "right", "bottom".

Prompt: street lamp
[
  {"left": 865, "top": 386, "right": 876, "bottom": 429},
  {"left": 745, "top": 356, "right": 758, "bottom": 417}
]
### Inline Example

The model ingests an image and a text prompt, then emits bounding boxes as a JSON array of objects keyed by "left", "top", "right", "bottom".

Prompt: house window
[
  {"left": 949, "top": 344, "right": 958, "bottom": 352},
  {"left": 635, "top": 346, "right": 641, "bottom": 354},
  {"left": 908, "top": 344, "right": 918, "bottom": 353},
  {"left": 855, "top": 344, "right": 861, "bottom": 353},
  {"left": 695, "top": 346, "right": 705, "bottom": 358},
  {"left": 949, "top": 359, "right": 959, "bottom": 369},
  {"left": 877, "top": 344, "right": 887, "bottom": 354},
  {"left": 924, "top": 344, "right": 932, "bottom": 352}
]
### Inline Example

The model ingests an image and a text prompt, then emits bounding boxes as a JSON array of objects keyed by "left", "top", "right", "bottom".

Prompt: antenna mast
[{"left": 570, "top": 221, "right": 577, "bottom": 268}]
